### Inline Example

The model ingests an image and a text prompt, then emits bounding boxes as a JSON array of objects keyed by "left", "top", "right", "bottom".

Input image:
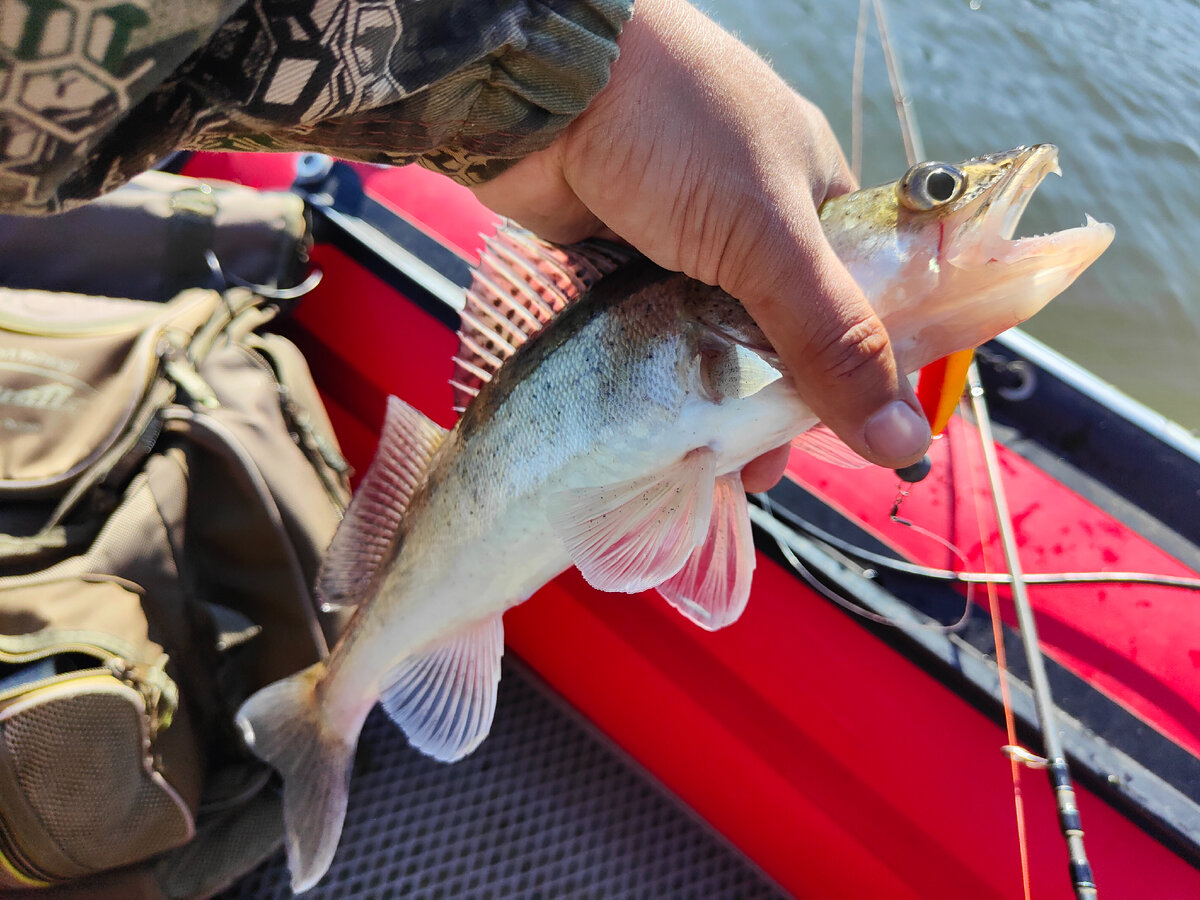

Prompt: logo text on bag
[
  {"left": 0, "top": 351, "right": 89, "bottom": 421},
  {"left": 0, "top": 381, "right": 75, "bottom": 410}
]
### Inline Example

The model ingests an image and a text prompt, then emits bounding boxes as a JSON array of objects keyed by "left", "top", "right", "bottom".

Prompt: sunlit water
[{"left": 699, "top": 0, "right": 1200, "bottom": 432}]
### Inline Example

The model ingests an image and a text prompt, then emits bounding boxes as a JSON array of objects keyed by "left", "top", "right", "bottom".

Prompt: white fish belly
[{"left": 322, "top": 497, "right": 569, "bottom": 717}]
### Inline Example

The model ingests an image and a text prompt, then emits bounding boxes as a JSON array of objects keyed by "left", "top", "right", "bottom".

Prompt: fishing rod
[
  {"left": 966, "top": 363, "right": 1097, "bottom": 898},
  {"left": 853, "top": 2, "right": 1098, "bottom": 895},
  {"left": 851, "top": 0, "right": 926, "bottom": 178}
]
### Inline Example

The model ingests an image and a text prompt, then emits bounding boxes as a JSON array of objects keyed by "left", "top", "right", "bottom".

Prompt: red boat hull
[{"left": 186, "top": 152, "right": 1200, "bottom": 898}]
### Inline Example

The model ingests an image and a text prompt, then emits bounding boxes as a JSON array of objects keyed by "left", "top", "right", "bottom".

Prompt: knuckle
[
  {"left": 813, "top": 316, "right": 892, "bottom": 382},
  {"left": 803, "top": 103, "right": 835, "bottom": 139}
]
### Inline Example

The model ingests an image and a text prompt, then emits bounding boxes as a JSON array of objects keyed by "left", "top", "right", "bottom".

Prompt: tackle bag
[{"left": 0, "top": 172, "right": 352, "bottom": 898}]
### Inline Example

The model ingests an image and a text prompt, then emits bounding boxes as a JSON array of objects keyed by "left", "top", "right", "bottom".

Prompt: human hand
[{"left": 471, "top": 0, "right": 931, "bottom": 491}]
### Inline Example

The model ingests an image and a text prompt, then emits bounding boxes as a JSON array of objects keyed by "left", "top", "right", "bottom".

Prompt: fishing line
[
  {"left": 755, "top": 493, "right": 1200, "bottom": 592},
  {"left": 871, "top": 0, "right": 924, "bottom": 166},
  {"left": 968, "top": 365, "right": 1098, "bottom": 899},
  {"left": 888, "top": 478, "right": 976, "bottom": 626},
  {"left": 757, "top": 492, "right": 971, "bottom": 633},
  {"left": 845, "top": 4, "right": 1100, "bottom": 890},
  {"left": 957, "top": 396, "right": 1034, "bottom": 900},
  {"left": 852, "top": 0, "right": 925, "bottom": 177}
]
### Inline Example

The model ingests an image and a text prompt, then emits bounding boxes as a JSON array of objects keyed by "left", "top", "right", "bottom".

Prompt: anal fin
[
  {"left": 657, "top": 471, "right": 755, "bottom": 630},
  {"left": 380, "top": 613, "right": 504, "bottom": 762}
]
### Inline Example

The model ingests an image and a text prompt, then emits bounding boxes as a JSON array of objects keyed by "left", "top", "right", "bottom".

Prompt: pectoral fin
[
  {"left": 380, "top": 613, "right": 504, "bottom": 763},
  {"left": 549, "top": 448, "right": 717, "bottom": 594},
  {"left": 791, "top": 424, "right": 871, "bottom": 469},
  {"left": 657, "top": 471, "right": 755, "bottom": 630}
]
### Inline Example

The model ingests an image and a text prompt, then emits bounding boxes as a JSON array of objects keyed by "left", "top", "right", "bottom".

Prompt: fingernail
[{"left": 864, "top": 401, "right": 930, "bottom": 462}]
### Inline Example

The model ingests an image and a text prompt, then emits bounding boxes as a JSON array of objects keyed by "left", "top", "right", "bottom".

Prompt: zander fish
[{"left": 237, "top": 144, "right": 1112, "bottom": 892}]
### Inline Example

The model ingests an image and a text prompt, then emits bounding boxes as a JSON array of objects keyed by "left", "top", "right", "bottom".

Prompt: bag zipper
[
  {"left": 161, "top": 333, "right": 219, "bottom": 409},
  {"left": 235, "top": 340, "right": 350, "bottom": 511},
  {"left": 0, "top": 639, "right": 177, "bottom": 736}
]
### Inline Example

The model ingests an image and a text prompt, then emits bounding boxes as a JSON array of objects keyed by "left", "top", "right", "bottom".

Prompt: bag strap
[
  {"left": 165, "top": 185, "right": 218, "bottom": 289},
  {"left": 160, "top": 404, "right": 332, "bottom": 659}
]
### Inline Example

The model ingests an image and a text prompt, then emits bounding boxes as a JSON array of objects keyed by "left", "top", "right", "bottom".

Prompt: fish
[{"left": 236, "top": 143, "right": 1112, "bottom": 892}]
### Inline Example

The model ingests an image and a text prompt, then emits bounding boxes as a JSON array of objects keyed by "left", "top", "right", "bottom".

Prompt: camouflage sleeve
[{"left": 0, "top": 0, "right": 633, "bottom": 214}]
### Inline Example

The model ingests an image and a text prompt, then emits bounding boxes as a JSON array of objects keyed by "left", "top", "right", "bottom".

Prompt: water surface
[{"left": 700, "top": 0, "right": 1200, "bottom": 431}]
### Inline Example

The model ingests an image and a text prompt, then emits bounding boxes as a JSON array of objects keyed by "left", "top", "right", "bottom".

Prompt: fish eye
[{"left": 897, "top": 162, "right": 966, "bottom": 211}]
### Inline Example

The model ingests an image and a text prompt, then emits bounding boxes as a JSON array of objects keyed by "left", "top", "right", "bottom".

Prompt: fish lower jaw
[
  {"left": 952, "top": 144, "right": 1112, "bottom": 272},
  {"left": 994, "top": 215, "right": 1115, "bottom": 266},
  {"left": 945, "top": 214, "right": 1114, "bottom": 273}
]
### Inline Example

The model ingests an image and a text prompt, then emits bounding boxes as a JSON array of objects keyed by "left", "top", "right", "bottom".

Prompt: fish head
[{"left": 820, "top": 144, "right": 1115, "bottom": 372}]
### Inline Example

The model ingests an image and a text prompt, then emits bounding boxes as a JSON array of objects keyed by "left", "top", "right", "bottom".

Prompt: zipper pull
[
  {"left": 282, "top": 393, "right": 351, "bottom": 476},
  {"left": 161, "top": 334, "right": 220, "bottom": 408},
  {"left": 105, "top": 654, "right": 179, "bottom": 736}
]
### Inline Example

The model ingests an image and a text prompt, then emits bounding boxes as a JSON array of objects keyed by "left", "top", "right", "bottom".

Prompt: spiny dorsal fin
[
  {"left": 452, "top": 224, "right": 634, "bottom": 411},
  {"left": 316, "top": 396, "right": 448, "bottom": 610}
]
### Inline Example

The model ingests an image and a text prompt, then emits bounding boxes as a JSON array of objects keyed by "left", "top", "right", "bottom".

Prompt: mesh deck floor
[{"left": 221, "top": 660, "right": 783, "bottom": 899}]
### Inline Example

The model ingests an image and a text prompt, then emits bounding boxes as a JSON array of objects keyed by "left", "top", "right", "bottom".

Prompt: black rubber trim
[
  {"left": 977, "top": 343, "right": 1200, "bottom": 557},
  {"left": 153, "top": 150, "right": 194, "bottom": 174}
]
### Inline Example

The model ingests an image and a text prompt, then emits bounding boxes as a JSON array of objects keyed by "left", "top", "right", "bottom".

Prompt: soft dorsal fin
[
  {"left": 380, "top": 613, "right": 504, "bottom": 762},
  {"left": 452, "top": 225, "right": 633, "bottom": 411},
  {"left": 657, "top": 471, "right": 755, "bottom": 631},
  {"left": 549, "top": 448, "right": 717, "bottom": 594},
  {"left": 791, "top": 423, "right": 871, "bottom": 469},
  {"left": 316, "top": 396, "right": 448, "bottom": 610}
]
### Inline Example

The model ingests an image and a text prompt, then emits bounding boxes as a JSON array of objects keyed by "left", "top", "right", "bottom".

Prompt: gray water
[{"left": 699, "top": 0, "right": 1200, "bottom": 432}]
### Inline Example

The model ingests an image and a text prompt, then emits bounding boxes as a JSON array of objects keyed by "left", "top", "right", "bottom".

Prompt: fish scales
[
  {"left": 331, "top": 267, "right": 767, "bottom": 707},
  {"left": 453, "top": 261, "right": 698, "bottom": 501}
]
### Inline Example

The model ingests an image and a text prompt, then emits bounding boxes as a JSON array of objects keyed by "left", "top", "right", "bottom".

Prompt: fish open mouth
[{"left": 959, "top": 144, "right": 1114, "bottom": 268}]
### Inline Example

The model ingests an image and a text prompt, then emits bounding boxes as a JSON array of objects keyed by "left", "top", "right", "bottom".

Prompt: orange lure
[{"left": 916, "top": 348, "right": 975, "bottom": 435}]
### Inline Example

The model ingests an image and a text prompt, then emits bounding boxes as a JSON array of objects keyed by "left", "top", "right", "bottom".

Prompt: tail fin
[{"left": 236, "top": 663, "right": 356, "bottom": 893}]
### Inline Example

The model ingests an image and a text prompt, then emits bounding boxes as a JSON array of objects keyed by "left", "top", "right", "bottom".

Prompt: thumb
[{"left": 733, "top": 216, "right": 931, "bottom": 469}]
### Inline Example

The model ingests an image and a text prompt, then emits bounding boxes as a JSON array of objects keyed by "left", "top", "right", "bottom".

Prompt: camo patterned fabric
[{"left": 0, "top": 0, "right": 632, "bottom": 213}]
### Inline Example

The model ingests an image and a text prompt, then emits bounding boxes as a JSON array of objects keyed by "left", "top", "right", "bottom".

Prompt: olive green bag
[{"left": 0, "top": 174, "right": 352, "bottom": 898}]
